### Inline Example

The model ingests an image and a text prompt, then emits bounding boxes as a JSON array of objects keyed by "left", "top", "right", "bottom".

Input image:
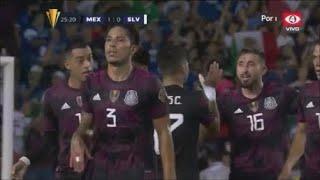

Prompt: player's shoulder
[
  {"left": 133, "top": 67, "right": 162, "bottom": 90},
  {"left": 84, "top": 70, "right": 107, "bottom": 90},
  {"left": 264, "top": 81, "right": 295, "bottom": 95},
  {"left": 133, "top": 67, "right": 157, "bottom": 81},
  {"left": 219, "top": 88, "right": 241, "bottom": 102},
  {"left": 300, "top": 81, "right": 320, "bottom": 96},
  {"left": 44, "top": 81, "right": 67, "bottom": 96}
]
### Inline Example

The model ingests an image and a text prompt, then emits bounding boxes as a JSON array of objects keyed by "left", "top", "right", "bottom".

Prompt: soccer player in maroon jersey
[
  {"left": 11, "top": 36, "right": 93, "bottom": 180},
  {"left": 208, "top": 48, "right": 298, "bottom": 180},
  {"left": 278, "top": 41, "right": 320, "bottom": 180},
  {"left": 69, "top": 25, "right": 176, "bottom": 180}
]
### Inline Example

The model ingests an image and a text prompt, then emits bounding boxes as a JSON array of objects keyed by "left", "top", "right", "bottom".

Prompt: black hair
[
  {"left": 132, "top": 47, "right": 150, "bottom": 67},
  {"left": 237, "top": 48, "right": 265, "bottom": 64},
  {"left": 157, "top": 44, "right": 188, "bottom": 75},
  {"left": 106, "top": 24, "right": 140, "bottom": 45},
  {"left": 65, "top": 35, "right": 88, "bottom": 53},
  {"left": 65, "top": 35, "right": 89, "bottom": 60}
]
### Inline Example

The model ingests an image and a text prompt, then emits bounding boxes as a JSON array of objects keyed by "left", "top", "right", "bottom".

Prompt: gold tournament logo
[{"left": 46, "top": 9, "right": 60, "bottom": 29}]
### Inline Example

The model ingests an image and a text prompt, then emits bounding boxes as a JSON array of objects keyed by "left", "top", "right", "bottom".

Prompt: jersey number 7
[{"left": 153, "top": 113, "right": 184, "bottom": 155}]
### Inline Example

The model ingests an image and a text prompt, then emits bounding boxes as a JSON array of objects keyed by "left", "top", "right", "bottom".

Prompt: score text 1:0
[{"left": 106, "top": 16, "right": 122, "bottom": 24}]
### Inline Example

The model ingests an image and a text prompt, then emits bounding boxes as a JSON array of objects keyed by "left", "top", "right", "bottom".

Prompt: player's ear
[
  {"left": 131, "top": 45, "right": 138, "bottom": 54},
  {"left": 262, "top": 64, "right": 267, "bottom": 75},
  {"left": 64, "top": 60, "right": 71, "bottom": 70}
]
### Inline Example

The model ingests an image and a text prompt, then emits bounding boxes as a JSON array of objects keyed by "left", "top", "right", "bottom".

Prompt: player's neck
[
  {"left": 107, "top": 62, "right": 133, "bottom": 82},
  {"left": 241, "top": 81, "right": 263, "bottom": 99},
  {"left": 68, "top": 77, "right": 82, "bottom": 89},
  {"left": 163, "top": 77, "right": 184, "bottom": 88}
]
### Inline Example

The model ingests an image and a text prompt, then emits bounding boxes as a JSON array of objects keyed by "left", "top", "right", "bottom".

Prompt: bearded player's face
[
  {"left": 313, "top": 44, "right": 320, "bottom": 80},
  {"left": 236, "top": 53, "right": 265, "bottom": 88},
  {"left": 105, "top": 26, "right": 135, "bottom": 66}
]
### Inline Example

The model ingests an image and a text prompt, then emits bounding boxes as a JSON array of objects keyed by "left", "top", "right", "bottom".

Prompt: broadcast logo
[
  {"left": 282, "top": 11, "right": 302, "bottom": 32},
  {"left": 46, "top": 9, "right": 60, "bottom": 29}
]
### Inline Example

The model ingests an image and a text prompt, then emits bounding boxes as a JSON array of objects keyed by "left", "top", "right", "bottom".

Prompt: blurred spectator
[
  {"left": 24, "top": 116, "right": 54, "bottom": 180},
  {"left": 51, "top": 71, "right": 66, "bottom": 87},
  {"left": 20, "top": 65, "right": 44, "bottom": 102},
  {"left": 130, "top": 0, "right": 161, "bottom": 22},
  {"left": 200, "top": 144, "right": 230, "bottom": 180},
  {"left": 132, "top": 47, "right": 150, "bottom": 71},
  {"left": 277, "top": 29, "right": 295, "bottom": 47},
  {"left": 20, "top": 13, "right": 49, "bottom": 83},
  {"left": 42, "top": 28, "right": 66, "bottom": 67}
]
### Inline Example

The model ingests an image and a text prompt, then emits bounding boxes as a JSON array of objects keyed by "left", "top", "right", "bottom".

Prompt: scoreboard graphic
[{"left": 46, "top": 8, "right": 148, "bottom": 28}]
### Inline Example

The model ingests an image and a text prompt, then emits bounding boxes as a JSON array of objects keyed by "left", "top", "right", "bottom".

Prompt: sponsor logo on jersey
[
  {"left": 109, "top": 90, "right": 120, "bottom": 103},
  {"left": 306, "top": 101, "right": 315, "bottom": 108},
  {"left": 124, "top": 90, "right": 138, "bottom": 106},
  {"left": 264, "top": 96, "right": 278, "bottom": 110},
  {"left": 93, "top": 93, "right": 101, "bottom": 101},
  {"left": 61, "top": 102, "right": 71, "bottom": 110},
  {"left": 76, "top": 96, "right": 82, "bottom": 107},
  {"left": 234, "top": 108, "right": 243, "bottom": 114}
]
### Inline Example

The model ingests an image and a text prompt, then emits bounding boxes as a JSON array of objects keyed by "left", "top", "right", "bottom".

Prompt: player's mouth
[
  {"left": 108, "top": 50, "right": 117, "bottom": 56},
  {"left": 82, "top": 71, "right": 91, "bottom": 76},
  {"left": 240, "top": 75, "right": 251, "bottom": 81}
]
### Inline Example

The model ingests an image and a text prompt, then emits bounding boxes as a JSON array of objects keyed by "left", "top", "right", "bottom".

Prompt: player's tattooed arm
[
  {"left": 208, "top": 99, "right": 221, "bottom": 134},
  {"left": 76, "top": 111, "right": 93, "bottom": 138},
  {"left": 153, "top": 115, "right": 177, "bottom": 180},
  {"left": 278, "top": 123, "right": 306, "bottom": 180},
  {"left": 198, "top": 61, "right": 222, "bottom": 136},
  {"left": 69, "top": 111, "right": 93, "bottom": 172}
]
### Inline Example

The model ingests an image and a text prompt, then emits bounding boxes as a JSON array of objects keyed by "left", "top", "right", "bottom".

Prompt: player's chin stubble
[{"left": 107, "top": 58, "right": 128, "bottom": 67}]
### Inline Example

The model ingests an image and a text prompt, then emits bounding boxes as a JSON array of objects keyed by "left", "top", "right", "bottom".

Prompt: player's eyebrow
[{"left": 106, "top": 35, "right": 126, "bottom": 40}]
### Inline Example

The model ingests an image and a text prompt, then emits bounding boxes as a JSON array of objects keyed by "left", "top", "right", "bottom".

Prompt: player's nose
[{"left": 83, "top": 59, "right": 92, "bottom": 68}]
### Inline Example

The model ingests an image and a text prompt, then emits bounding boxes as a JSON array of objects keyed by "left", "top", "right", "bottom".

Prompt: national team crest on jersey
[
  {"left": 76, "top": 96, "right": 82, "bottom": 107},
  {"left": 124, "top": 90, "right": 138, "bottom": 106},
  {"left": 264, "top": 96, "right": 278, "bottom": 110},
  {"left": 109, "top": 90, "right": 120, "bottom": 103}
]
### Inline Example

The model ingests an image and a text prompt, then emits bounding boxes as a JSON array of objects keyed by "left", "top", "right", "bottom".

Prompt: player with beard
[
  {"left": 69, "top": 25, "right": 176, "bottom": 180},
  {"left": 11, "top": 36, "right": 93, "bottom": 180},
  {"left": 278, "top": 41, "right": 320, "bottom": 180},
  {"left": 206, "top": 48, "right": 298, "bottom": 180}
]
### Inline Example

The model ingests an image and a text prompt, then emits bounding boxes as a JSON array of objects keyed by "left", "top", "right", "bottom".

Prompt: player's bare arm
[
  {"left": 153, "top": 115, "right": 177, "bottom": 180},
  {"left": 69, "top": 111, "right": 93, "bottom": 172},
  {"left": 198, "top": 61, "right": 222, "bottom": 137},
  {"left": 278, "top": 123, "right": 306, "bottom": 180}
]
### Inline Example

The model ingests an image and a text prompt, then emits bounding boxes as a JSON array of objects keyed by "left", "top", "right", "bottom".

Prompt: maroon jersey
[
  {"left": 297, "top": 81, "right": 320, "bottom": 178},
  {"left": 217, "top": 82, "right": 297, "bottom": 175},
  {"left": 83, "top": 67, "right": 168, "bottom": 178},
  {"left": 43, "top": 81, "right": 84, "bottom": 170}
]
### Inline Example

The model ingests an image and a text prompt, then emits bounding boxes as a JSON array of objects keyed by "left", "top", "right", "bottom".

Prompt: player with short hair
[
  {"left": 132, "top": 47, "right": 149, "bottom": 71},
  {"left": 155, "top": 44, "right": 220, "bottom": 180},
  {"left": 210, "top": 48, "right": 298, "bottom": 180},
  {"left": 278, "top": 40, "right": 320, "bottom": 180},
  {"left": 11, "top": 36, "right": 93, "bottom": 180},
  {"left": 69, "top": 25, "right": 176, "bottom": 180}
]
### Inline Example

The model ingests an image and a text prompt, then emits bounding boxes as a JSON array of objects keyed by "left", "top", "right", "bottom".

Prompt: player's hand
[
  {"left": 69, "top": 132, "right": 92, "bottom": 173},
  {"left": 278, "top": 165, "right": 292, "bottom": 180},
  {"left": 200, "top": 61, "right": 223, "bottom": 87},
  {"left": 11, "top": 160, "right": 28, "bottom": 180}
]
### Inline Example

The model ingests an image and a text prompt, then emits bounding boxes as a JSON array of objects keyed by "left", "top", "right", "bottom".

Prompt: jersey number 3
[
  {"left": 106, "top": 108, "right": 117, "bottom": 127},
  {"left": 153, "top": 113, "right": 184, "bottom": 155}
]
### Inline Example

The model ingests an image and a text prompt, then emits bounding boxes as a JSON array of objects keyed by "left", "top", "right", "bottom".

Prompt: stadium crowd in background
[{"left": 0, "top": 0, "right": 320, "bottom": 179}]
